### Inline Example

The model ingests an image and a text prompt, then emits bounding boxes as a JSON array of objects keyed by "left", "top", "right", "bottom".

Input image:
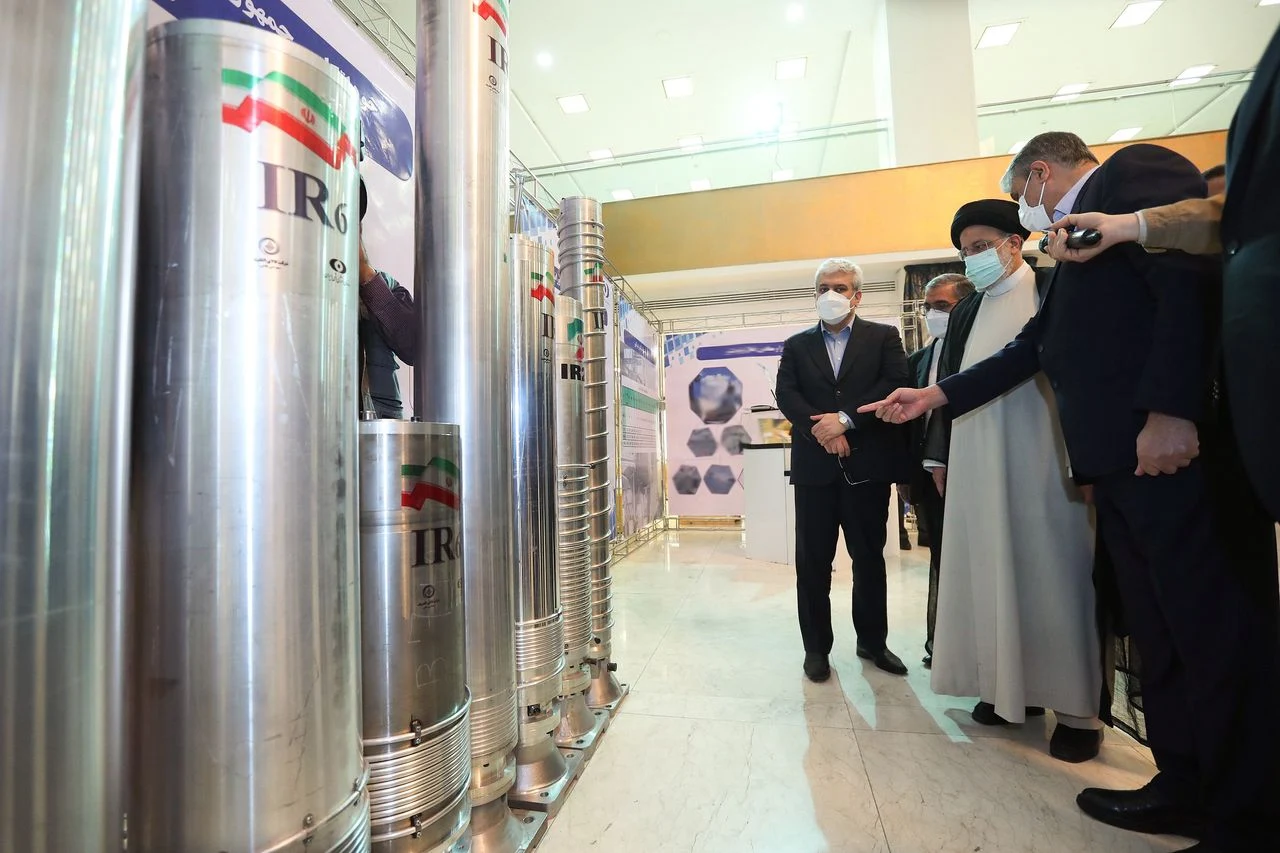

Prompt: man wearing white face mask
[
  {"left": 921, "top": 200, "right": 1102, "bottom": 763},
  {"left": 907, "top": 273, "right": 973, "bottom": 669},
  {"left": 776, "top": 259, "right": 914, "bottom": 682}
]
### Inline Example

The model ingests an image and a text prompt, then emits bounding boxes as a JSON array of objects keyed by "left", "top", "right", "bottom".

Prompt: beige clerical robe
[{"left": 930, "top": 262, "right": 1101, "bottom": 723}]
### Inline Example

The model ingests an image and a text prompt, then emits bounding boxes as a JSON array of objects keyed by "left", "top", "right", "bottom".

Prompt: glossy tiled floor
[{"left": 537, "top": 531, "right": 1190, "bottom": 853}]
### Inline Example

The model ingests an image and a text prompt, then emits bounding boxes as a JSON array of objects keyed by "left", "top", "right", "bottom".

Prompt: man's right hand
[
  {"left": 1045, "top": 212, "right": 1141, "bottom": 263},
  {"left": 359, "top": 240, "right": 378, "bottom": 285},
  {"left": 858, "top": 385, "right": 947, "bottom": 424},
  {"left": 931, "top": 466, "right": 947, "bottom": 497}
]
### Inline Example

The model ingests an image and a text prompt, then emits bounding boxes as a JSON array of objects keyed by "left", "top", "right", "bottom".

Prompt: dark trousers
[
  {"left": 794, "top": 480, "right": 891, "bottom": 655},
  {"left": 913, "top": 477, "right": 945, "bottom": 656},
  {"left": 1093, "top": 450, "right": 1279, "bottom": 850}
]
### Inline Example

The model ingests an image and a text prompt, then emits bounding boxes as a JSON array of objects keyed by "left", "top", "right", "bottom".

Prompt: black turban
[{"left": 950, "top": 199, "right": 1029, "bottom": 250}]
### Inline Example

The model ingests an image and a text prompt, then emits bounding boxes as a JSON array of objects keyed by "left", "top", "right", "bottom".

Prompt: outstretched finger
[{"left": 858, "top": 400, "right": 887, "bottom": 414}]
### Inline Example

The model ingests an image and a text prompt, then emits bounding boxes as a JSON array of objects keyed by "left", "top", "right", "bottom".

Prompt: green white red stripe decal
[
  {"left": 475, "top": 0, "right": 509, "bottom": 34},
  {"left": 221, "top": 68, "right": 357, "bottom": 171},
  {"left": 567, "top": 317, "right": 585, "bottom": 360},
  {"left": 401, "top": 458, "right": 460, "bottom": 510},
  {"left": 530, "top": 271, "right": 555, "bottom": 302}
]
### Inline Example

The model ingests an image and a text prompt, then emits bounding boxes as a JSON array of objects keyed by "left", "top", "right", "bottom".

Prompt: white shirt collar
[
  {"left": 1053, "top": 166, "right": 1099, "bottom": 221},
  {"left": 983, "top": 259, "right": 1034, "bottom": 299}
]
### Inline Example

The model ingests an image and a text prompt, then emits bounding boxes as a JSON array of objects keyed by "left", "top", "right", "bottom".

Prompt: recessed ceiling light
[
  {"left": 536, "top": 52, "right": 553, "bottom": 68},
  {"left": 786, "top": 3, "right": 805, "bottom": 21},
  {"left": 1009, "top": 140, "right": 1028, "bottom": 154},
  {"left": 779, "top": 122, "right": 799, "bottom": 141},
  {"left": 776, "top": 57, "right": 808, "bottom": 81},
  {"left": 588, "top": 149, "right": 614, "bottom": 162},
  {"left": 1170, "top": 64, "right": 1217, "bottom": 87},
  {"left": 557, "top": 94, "right": 589, "bottom": 114},
  {"left": 1261, "top": 0, "right": 1280, "bottom": 6},
  {"left": 611, "top": 189, "right": 634, "bottom": 201},
  {"left": 749, "top": 99, "right": 784, "bottom": 133},
  {"left": 1052, "top": 83, "right": 1090, "bottom": 102},
  {"left": 663, "top": 76, "right": 694, "bottom": 99},
  {"left": 1111, "top": 1, "right": 1163, "bottom": 29},
  {"left": 678, "top": 135, "right": 704, "bottom": 152},
  {"left": 690, "top": 178, "right": 712, "bottom": 191},
  {"left": 1107, "top": 127, "right": 1143, "bottom": 142},
  {"left": 772, "top": 169, "right": 794, "bottom": 182},
  {"left": 976, "top": 22, "right": 1019, "bottom": 49}
]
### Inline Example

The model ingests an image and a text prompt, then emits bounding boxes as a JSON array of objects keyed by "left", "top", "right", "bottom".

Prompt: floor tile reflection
[{"left": 537, "top": 531, "right": 1169, "bottom": 853}]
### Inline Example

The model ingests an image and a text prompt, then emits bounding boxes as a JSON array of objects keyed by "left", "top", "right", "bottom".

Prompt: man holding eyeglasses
[
  {"left": 923, "top": 199, "right": 1103, "bottom": 763},
  {"left": 776, "top": 259, "right": 914, "bottom": 683},
  {"left": 907, "top": 273, "right": 973, "bottom": 669}
]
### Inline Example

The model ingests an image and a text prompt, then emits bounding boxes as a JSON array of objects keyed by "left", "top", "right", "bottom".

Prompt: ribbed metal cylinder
[
  {"left": 0, "top": 2, "right": 144, "bottom": 850},
  {"left": 558, "top": 197, "right": 614, "bottom": 664},
  {"left": 511, "top": 237, "right": 566, "bottom": 711},
  {"left": 130, "top": 21, "right": 368, "bottom": 852},
  {"left": 414, "top": 0, "right": 518, "bottom": 814},
  {"left": 359, "top": 422, "right": 471, "bottom": 851},
  {"left": 554, "top": 296, "right": 593, "bottom": 670}
]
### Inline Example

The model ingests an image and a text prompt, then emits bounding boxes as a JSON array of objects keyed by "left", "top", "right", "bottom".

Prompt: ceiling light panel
[
  {"left": 772, "top": 169, "right": 794, "bottom": 182},
  {"left": 663, "top": 76, "right": 694, "bottom": 98},
  {"left": 588, "top": 149, "right": 614, "bottom": 161},
  {"left": 678, "top": 135, "right": 704, "bottom": 152},
  {"left": 557, "top": 94, "right": 589, "bottom": 114},
  {"left": 690, "top": 179, "right": 712, "bottom": 191},
  {"left": 776, "top": 57, "right": 808, "bottom": 81},
  {"left": 786, "top": 3, "right": 805, "bottom": 22},
  {"left": 1170, "top": 64, "right": 1217, "bottom": 86},
  {"left": 1111, "top": 1, "right": 1163, "bottom": 29},
  {"left": 1052, "top": 83, "right": 1090, "bottom": 102},
  {"left": 1008, "top": 140, "right": 1028, "bottom": 154},
  {"left": 976, "top": 23, "right": 1019, "bottom": 49},
  {"left": 1107, "top": 127, "right": 1143, "bottom": 142},
  {"left": 536, "top": 52, "right": 553, "bottom": 68},
  {"left": 611, "top": 189, "right": 634, "bottom": 201}
]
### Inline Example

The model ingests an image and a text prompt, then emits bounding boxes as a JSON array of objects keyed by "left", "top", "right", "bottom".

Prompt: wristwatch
[{"left": 837, "top": 411, "right": 853, "bottom": 430}]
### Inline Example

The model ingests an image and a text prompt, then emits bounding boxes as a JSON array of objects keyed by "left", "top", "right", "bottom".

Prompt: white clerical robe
[{"left": 930, "top": 263, "right": 1100, "bottom": 723}]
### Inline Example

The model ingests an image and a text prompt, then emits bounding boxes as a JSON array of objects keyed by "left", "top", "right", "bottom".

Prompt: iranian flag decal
[
  {"left": 221, "top": 68, "right": 358, "bottom": 171},
  {"left": 402, "top": 458, "right": 460, "bottom": 510},
  {"left": 530, "top": 271, "right": 555, "bottom": 302}
]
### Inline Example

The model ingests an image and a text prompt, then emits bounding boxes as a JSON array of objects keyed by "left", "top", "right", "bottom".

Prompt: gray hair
[
  {"left": 924, "top": 273, "right": 975, "bottom": 299},
  {"left": 813, "top": 258, "right": 864, "bottom": 292},
  {"left": 1000, "top": 131, "right": 1099, "bottom": 194}
]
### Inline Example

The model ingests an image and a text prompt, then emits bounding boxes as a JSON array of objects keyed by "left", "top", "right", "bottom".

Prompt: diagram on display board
[
  {"left": 663, "top": 324, "right": 811, "bottom": 518},
  {"left": 618, "top": 297, "right": 662, "bottom": 536}
]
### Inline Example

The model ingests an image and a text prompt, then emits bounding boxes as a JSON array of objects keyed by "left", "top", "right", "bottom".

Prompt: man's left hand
[
  {"left": 822, "top": 434, "right": 851, "bottom": 458},
  {"left": 1135, "top": 412, "right": 1200, "bottom": 476},
  {"left": 811, "top": 412, "right": 848, "bottom": 444}
]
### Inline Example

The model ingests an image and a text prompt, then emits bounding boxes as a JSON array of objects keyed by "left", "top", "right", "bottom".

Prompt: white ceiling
[{"left": 368, "top": 0, "right": 1277, "bottom": 202}]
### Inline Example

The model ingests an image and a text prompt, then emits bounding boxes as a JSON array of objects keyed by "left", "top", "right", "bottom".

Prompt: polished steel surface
[
  {"left": 130, "top": 21, "right": 367, "bottom": 852},
  {"left": 415, "top": 0, "right": 518, "bottom": 809},
  {"left": 557, "top": 199, "right": 615, "bottom": 666},
  {"left": 358, "top": 422, "right": 471, "bottom": 851},
  {"left": 553, "top": 296, "right": 593, "bottom": 671},
  {"left": 0, "top": 2, "right": 145, "bottom": 850},
  {"left": 511, "top": 237, "right": 565, "bottom": 710}
]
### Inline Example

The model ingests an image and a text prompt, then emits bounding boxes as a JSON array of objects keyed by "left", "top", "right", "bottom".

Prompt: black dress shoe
[
  {"left": 1076, "top": 783, "right": 1206, "bottom": 839},
  {"left": 922, "top": 654, "right": 932, "bottom": 669},
  {"left": 970, "top": 701, "right": 1047, "bottom": 726},
  {"left": 1049, "top": 724, "right": 1101, "bottom": 763},
  {"left": 899, "top": 536, "right": 913, "bottom": 550},
  {"left": 856, "top": 644, "right": 908, "bottom": 676},
  {"left": 803, "top": 653, "right": 830, "bottom": 682}
]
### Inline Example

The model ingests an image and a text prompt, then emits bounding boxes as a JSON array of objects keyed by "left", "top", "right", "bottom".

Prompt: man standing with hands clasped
[
  {"left": 859, "top": 132, "right": 1277, "bottom": 853},
  {"left": 776, "top": 259, "right": 914, "bottom": 683}
]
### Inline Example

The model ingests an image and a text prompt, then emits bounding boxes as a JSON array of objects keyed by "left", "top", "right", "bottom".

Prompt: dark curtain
[{"left": 903, "top": 261, "right": 966, "bottom": 304}]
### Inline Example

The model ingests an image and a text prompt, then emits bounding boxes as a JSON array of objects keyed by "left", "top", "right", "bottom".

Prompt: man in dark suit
[
  {"left": 861, "top": 132, "right": 1277, "bottom": 853},
  {"left": 777, "top": 258, "right": 914, "bottom": 682},
  {"left": 907, "top": 273, "right": 973, "bottom": 669}
]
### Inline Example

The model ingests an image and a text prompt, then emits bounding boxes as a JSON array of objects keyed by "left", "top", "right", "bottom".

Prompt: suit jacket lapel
[
  {"left": 916, "top": 340, "right": 935, "bottom": 387},
  {"left": 1226, "top": 26, "right": 1280, "bottom": 197},
  {"left": 804, "top": 326, "right": 836, "bottom": 383},
  {"left": 835, "top": 317, "right": 864, "bottom": 383}
]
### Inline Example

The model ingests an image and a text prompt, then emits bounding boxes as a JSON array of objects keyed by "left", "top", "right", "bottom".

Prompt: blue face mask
[{"left": 963, "top": 238, "right": 1011, "bottom": 291}]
